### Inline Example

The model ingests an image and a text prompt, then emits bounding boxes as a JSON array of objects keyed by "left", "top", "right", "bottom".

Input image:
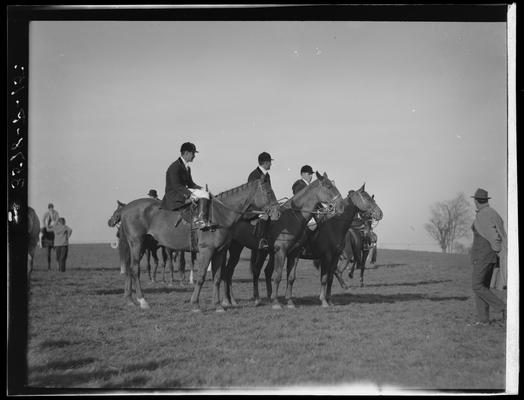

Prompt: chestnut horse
[
  {"left": 286, "top": 186, "right": 382, "bottom": 306},
  {"left": 117, "top": 177, "right": 276, "bottom": 311}
]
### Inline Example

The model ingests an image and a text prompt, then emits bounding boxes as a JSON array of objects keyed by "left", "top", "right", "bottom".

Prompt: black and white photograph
[{"left": 7, "top": 4, "right": 518, "bottom": 395}]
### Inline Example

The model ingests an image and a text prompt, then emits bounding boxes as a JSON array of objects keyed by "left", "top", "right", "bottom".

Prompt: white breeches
[{"left": 189, "top": 188, "right": 210, "bottom": 199}]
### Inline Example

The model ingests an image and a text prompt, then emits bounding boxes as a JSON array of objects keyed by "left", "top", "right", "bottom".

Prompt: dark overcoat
[
  {"left": 292, "top": 179, "right": 307, "bottom": 195},
  {"left": 247, "top": 167, "right": 271, "bottom": 185},
  {"left": 160, "top": 158, "right": 201, "bottom": 210}
]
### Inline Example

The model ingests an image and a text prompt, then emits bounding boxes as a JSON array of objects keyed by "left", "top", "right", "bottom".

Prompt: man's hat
[
  {"left": 48, "top": 203, "right": 54, "bottom": 208},
  {"left": 147, "top": 189, "right": 158, "bottom": 197},
  {"left": 300, "top": 165, "right": 314, "bottom": 174},
  {"left": 180, "top": 142, "right": 198, "bottom": 153},
  {"left": 258, "top": 152, "right": 274, "bottom": 164},
  {"left": 471, "top": 188, "right": 491, "bottom": 200}
]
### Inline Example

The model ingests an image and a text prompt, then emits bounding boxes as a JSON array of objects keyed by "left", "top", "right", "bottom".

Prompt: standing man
[
  {"left": 42, "top": 203, "right": 60, "bottom": 270},
  {"left": 470, "top": 188, "right": 507, "bottom": 326},
  {"left": 247, "top": 152, "right": 274, "bottom": 249},
  {"left": 147, "top": 189, "right": 159, "bottom": 200},
  {"left": 160, "top": 142, "right": 212, "bottom": 230},
  {"left": 292, "top": 165, "right": 314, "bottom": 195},
  {"left": 49, "top": 217, "right": 72, "bottom": 272}
]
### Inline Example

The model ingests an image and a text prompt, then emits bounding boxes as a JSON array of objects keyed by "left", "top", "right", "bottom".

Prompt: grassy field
[{"left": 24, "top": 243, "right": 507, "bottom": 393}]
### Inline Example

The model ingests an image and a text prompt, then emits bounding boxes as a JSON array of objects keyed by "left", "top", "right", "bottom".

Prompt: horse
[
  {"left": 223, "top": 172, "right": 345, "bottom": 309},
  {"left": 117, "top": 176, "right": 277, "bottom": 311},
  {"left": 335, "top": 218, "right": 379, "bottom": 288},
  {"left": 28, "top": 206, "right": 41, "bottom": 277},
  {"left": 285, "top": 186, "right": 382, "bottom": 306}
]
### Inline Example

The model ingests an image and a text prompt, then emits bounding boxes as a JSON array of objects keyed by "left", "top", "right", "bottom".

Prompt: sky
[{"left": 28, "top": 21, "right": 509, "bottom": 251}]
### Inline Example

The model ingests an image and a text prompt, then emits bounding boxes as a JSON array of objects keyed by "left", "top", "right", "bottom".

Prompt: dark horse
[
  {"left": 108, "top": 200, "right": 191, "bottom": 285},
  {"left": 28, "top": 206, "right": 41, "bottom": 277},
  {"left": 221, "top": 172, "right": 345, "bottom": 309},
  {"left": 335, "top": 216, "right": 379, "bottom": 288},
  {"left": 117, "top": 177, "right": 276, "bottom": 311},
  {"left": 285, "top": 186, "right": 382, "bottom": 306}
]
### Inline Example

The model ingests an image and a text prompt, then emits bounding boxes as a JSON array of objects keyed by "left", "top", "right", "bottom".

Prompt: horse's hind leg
[
  {"left": 130, "top": 240, "right": 149, "bottom": 309},
  {"left": 211, "top": 249, "right": 227, "bottom": 313},
  {"left": 190, "top": 248, "right": 213, "bottom": 312},
  {"left": 284, "top": 253, "right": 300, "bottom": 309}
]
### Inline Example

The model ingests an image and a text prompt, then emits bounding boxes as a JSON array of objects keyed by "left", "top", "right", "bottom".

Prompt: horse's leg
[
  {"left": 152, "top": 249, "right": 160, "bottom": 283},
  {"left": 319, "top": 256, "right": 331, "bottom": 307},
  {"left": 222, "top": 243, "right": 242, "bottom": 308},
  {"left": 211, "top": 249, "right": 227, "bottom": 313},
  {"left": 360, "top": 249, "right": 368, "bottom": 287},
  {"left": 130, "top": 239, "right": 149, "bottom": 309},
  {"left": 270, "top": 248, "right": 287, "bottom": 309},
  {"left": 284, "top": 253, "right": 299, "bottom": 309},
  {"left": 263, "top": 252, "right": 274, "bottom": 302},
  {"left": 335, "top": 258, "right": 350, "bottom": 290},
  {"left": 190, "top": 248, "right": 213, "bottom": 311},
  {"left": 189, "top": 252, "right": 197, "bottom": 284},
  {"left": 166, "top": 249, "right": 174, "bottom": 286},
  {"left": 178, "top": 251, "right": 187, "bottom": 286},
  {"left": 252, "top": 249, "right": 268, "bottom": 306},
  {"left": 326, "top": 258, "right": 338, "bottom": 306}
]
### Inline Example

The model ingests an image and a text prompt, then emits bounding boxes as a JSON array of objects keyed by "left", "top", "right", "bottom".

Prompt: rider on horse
[
  {"left": 160, "top": 142, "right": 213, "bottom": 231},
  {"left": 247, "top": 152, "right": 274, "bottom": 249}
]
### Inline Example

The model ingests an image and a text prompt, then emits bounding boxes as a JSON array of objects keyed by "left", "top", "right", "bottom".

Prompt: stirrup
[{"left": 258, "top": 239, "right": 269, "bottom": 250}]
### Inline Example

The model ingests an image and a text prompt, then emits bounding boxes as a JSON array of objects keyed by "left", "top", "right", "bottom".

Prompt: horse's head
[
  {"left": 315, "top": 171, "right": 345, "bottom": 215},
  {"left": 348, "top": 184, "right": 383, "bottom": 221},
  {"left": 107, "top": 200, "right": 126, "bottom": 227}
]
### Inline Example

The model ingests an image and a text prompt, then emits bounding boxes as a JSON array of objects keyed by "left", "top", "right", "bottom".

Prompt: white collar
[
  {"left": 258, "top": 166, "right": 268, "bottom": 175},
  {"left": 302, "top": 178, "right": 310, "bottom": 185},
  {"left": 180, "top": 157, "right": 190, "bottom": 169}
]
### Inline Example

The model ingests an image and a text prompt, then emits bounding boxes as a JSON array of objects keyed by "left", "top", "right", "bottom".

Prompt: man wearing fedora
[
  {"left": 292, "top": 165, "right": 314, "bottom": 195},
  {"left": 247, "top": 152, "right": 274, "bottom": 249},
  {"left": 147, "top": 189, "right": 159, "bottom": 200},
  {"left": 160, "top": 142, "right": 212, "bottom": 230},
  {"left": 470, "top": 188, "right": 507, "bottom": 326}
]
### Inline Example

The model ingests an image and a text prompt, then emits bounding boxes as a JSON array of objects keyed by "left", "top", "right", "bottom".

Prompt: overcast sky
[{"left": 28, "top": 21, "right": 508, "bottom": 251}]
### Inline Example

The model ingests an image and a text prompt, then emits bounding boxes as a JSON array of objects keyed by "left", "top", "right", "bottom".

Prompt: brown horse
[
  {"left": 226, "top": 172, "right": 345, "bottom": 309},
  {"left": 108, "top": 201, "right": 194, "bottom": 286},
  {"left": 286, "top": 186, "right": 382, "bottom": 306},
  {"left": 336, "top": 218, "right": 378, "bottom": 288},
  {"left": 27, "top": 206, "right": 40, "bottom": 277},
  {"left": 118, "top": 177, "right": 276, "bottom": 311}
]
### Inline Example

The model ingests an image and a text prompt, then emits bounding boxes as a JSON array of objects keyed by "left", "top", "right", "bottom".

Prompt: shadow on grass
[
  {"left": 39, "top": 339, "right": 83, "bottom": 349},
  {"left": 93, "top": 286, "right": 192, "bottom": 296},
  {"left": 30, "top": 357, "right": 97, "bottom": 373},
  {"left": 294, "top": 292, "right": 469, "bottom": 307},
  {"left": 29, "top": 359, "right": 172, "bottom": 388},
  {"left": 363, "top": 279, "right": 453, "bottom": 288}
]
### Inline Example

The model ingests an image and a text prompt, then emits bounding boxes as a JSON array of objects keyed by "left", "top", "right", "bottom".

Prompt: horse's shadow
[
  {"left": 361, "top": 279, "right": 453, "bottom": 288},
  {"left": 93, "top": 286, "right": 192, "bottom": 296},
  {"left": 293, "top": 292, "right": 469, "bottom": 307}
]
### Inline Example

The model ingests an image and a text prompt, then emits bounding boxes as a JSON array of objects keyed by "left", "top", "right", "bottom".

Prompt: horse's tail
[{"left": 118, "top": 226, "right": 131, "bottom": 274}]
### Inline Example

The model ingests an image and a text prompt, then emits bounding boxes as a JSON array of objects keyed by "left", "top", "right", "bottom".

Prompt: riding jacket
[
  {"left": 292, "top": 179, "right": 308, "bottom": 195},
  {"left": 160, "top": 157, "right": 202, "bottom": 210},
  {"left": 248, "top": 166, "right": 271, "bottom": 185}
]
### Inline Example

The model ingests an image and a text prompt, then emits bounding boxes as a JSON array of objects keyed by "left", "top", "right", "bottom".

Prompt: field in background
[{"left": 25, "top": 244, "right": 507, "bottom": 392}]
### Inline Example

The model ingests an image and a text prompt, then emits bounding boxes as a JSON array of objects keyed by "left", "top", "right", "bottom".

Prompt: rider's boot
[{"left": 193, "top": 198, "right": 213, "bottom": 231}]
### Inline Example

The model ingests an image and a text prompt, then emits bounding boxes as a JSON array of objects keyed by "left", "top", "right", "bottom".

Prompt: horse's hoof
[
  {"left": 138, "top": 298, "right": 150, "bottom": 309},
  {"left": 286, "top": 301, "right": 296, "bottom": 309},
  {"left": 321, "top": 301, "right": 330, "bottom": 308},
  {"left": 221, "top": 300, "right": 232, "bottom": 309},
  {"left": 126, "top": 300, "right": 137, "bottom": 307},
  {"left": 254, "top": 298, "right": 262, "bottom": 307},
  {"left": 272, "top": 303, "right": 282, "bottom": 310},
  {"left": 328, "top": 301, "right": 335, "bottom": 307},
  {"left": 216, "top": 306, "right": 226, "bottom": 313}
]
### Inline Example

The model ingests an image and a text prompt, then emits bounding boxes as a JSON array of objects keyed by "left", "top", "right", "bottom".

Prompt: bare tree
[{"left": 424, "top": 192, "right": 474, "bottom": 253}]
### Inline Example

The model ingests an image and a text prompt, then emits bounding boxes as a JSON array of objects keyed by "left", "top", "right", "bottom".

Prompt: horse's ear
[
  {"left": 315, "top": 171, "right": 322, "bottom": 180},
  {"left": 371, "top": 194, "right": 374, "bottom": 200},
  {"left": 359, "top": 183, "right": 365, "bottom": 191},
  {"left": 117, "top": 200, "right": 125, "bottom": 207},
  {"left": 323, "top": 172, "right": 328, "bottom": 179}
]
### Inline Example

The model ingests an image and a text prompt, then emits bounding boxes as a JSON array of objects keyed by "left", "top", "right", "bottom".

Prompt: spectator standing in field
[
  {"left": 469, "top": 188, "right": 507, "bottom": 326},
  {"left": 41, "top": 203, "right": 60, "bottom": 270},
  {"left": 49, "top": 217, "right": 73, "bottom": 272}
]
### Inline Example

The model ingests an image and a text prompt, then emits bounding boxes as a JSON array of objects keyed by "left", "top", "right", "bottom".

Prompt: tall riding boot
[{"left": 194, "top": 198, "right": 211, "bottom": 231}]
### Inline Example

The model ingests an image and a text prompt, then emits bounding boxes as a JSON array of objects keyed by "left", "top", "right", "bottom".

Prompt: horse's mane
[
  {"left": 281, "top": 178, "right": 322, "bottom": 208},
  {"left": 214, "top": 179, "right": 260, "bottom": 201}
]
